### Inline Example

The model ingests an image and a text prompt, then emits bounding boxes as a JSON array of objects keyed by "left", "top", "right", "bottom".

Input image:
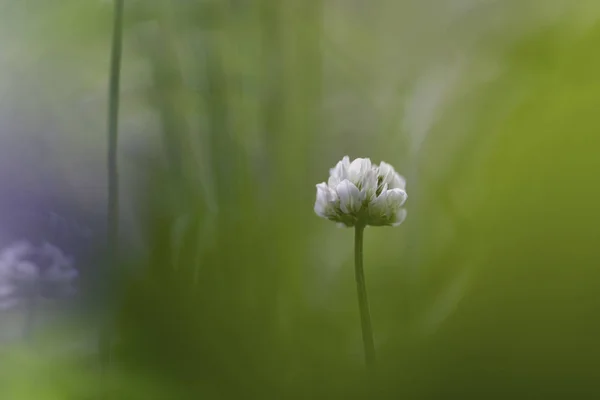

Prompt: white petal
[
  {"left": 367, "top": 187, "right": 408, "bottom": 226},
  {"left": 377, "top": 162, "right": 395, "bottom": 184},
  {"left": 378, "top": 161, "right": 394, "bottom": 179},
  {"left": 327, "top": 175, "right": 341, "bottom": 188},
  {"left": 360, "top": 168, "right": 378, "bottom": 202},
  {"left": 348, "top": 158, "right": 372, "bottom": 184},
  {"left": 329, "top": 156, "right": 351, "bottom": 181},
  {"left": 0, "top": 241, "right": 32, "bottom": 264},
  {"left": 45, "top": 265, "right": 78, "bottom": 282},
  {"left": 14, "top": 262, "right": 39, "bottom": 279},
  {"left": 368, "top": 193, "right": 388, "bottom": 217},
  {"left": 336, "top": 180, "right": 362, "bottom": 214},
  {"left": 315, "top": 183, "right": 335, "bottom": 217},
  {"left": 378, "top": 161, "right": 406, "bottom": 190},
  {"left": 386, "top": 188, "right": 408, "bottom": 208},
  {"left": 392, "top": 208, "right": 408, "bottom": 226},
  {"left": 313, "top": 203, "right": 327, "bottom": 217},
  {"left": 391, "top": 172, "right": 406, "bottom": 190}
]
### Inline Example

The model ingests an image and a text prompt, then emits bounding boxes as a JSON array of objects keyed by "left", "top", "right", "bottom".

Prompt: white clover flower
[
  {"left": 314, "top": 156, "right": 407, "bottom": 227},
  {"left": 0, "top": 241, "right": 78, "bottom": 309}
]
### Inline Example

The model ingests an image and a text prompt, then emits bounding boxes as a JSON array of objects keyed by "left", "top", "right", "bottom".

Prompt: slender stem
[
  {"left": 101, "top": 0, "right": 124, "bottom": 375},
  {"left": 107, "top": 0, "right": 123, "bottom": 259},
  {"left": 354, "top": 224, "right": 376, "bottom": 369},
  {"left": 22, "top": 286, "right": 38, "bottom": 342}
]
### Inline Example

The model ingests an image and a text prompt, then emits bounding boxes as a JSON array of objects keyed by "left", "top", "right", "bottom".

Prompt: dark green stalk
[
  {"left": 100, "top": 0, "right": 124, "bottom": 376},
  {"left": 354, "top": 223, "right": 376, "bottom": 369}
]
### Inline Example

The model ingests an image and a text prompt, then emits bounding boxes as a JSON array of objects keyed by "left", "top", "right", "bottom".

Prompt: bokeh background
[{"left": 1, "top": 0, "right": 600, "bottom": 398}]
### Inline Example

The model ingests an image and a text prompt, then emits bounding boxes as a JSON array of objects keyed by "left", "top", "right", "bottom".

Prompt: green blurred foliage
[{"left": 2, "top": 0, "right": 600, "bottom": 398}]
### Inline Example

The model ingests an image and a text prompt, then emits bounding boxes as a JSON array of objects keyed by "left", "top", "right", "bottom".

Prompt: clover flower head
[
  {"left": 0, "top": 240, "right": 78, "bottom": 309},
  {"left": 314, "top": 156, "right": 407, "bottom": 227}
]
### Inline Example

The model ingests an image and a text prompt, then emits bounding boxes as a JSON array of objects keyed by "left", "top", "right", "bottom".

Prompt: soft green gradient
[{"left": 1, "top": 0, "right": 600, "bottom": 398}]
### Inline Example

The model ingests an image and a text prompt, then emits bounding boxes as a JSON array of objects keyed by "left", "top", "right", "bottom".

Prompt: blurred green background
[{"left": 1, "top": 0, "right": 600, "bottom": 398}]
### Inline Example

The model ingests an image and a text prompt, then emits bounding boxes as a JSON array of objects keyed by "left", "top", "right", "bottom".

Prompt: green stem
[
  {"left": 100, "top": 0, "right": 124, "bottom": 376},
  {"left": 354, "top": 223, "right": 376, "bottom": 369},
  {"left": 22, "top": 286, "right": 38, "bottom": 342},
  {"left": 107, "top": 0, "right": 123, "bottom": 261}
]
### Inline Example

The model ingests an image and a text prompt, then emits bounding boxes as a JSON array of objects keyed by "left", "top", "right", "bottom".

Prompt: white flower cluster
[
  {"left": 314, "top": 156, "right": 408, "bottom": 227},
  {"left": 0, "top": 241, "right": 78, "bottom": 309}
]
